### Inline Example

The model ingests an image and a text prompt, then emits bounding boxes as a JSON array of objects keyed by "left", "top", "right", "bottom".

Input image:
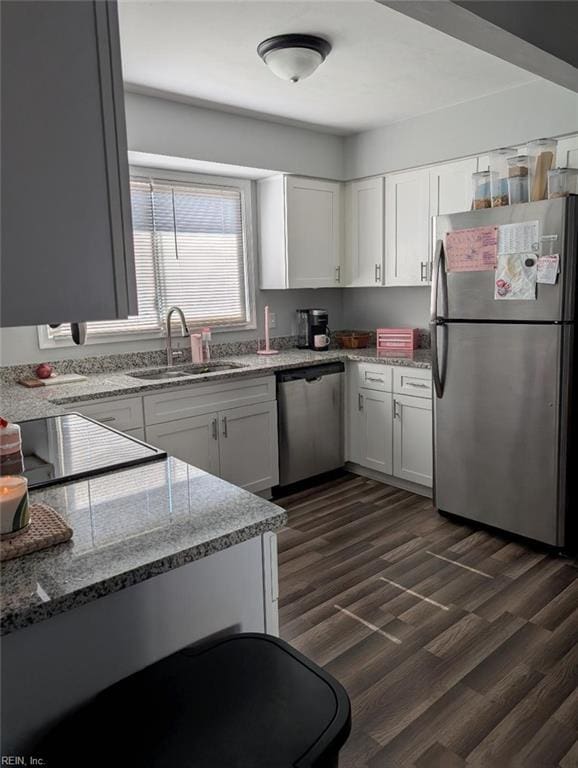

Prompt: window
[{"left": 43, "top": 172, "right": 254, "bottom": 345}]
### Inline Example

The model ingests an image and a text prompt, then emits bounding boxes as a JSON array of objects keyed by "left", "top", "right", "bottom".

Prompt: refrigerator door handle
[{"left": 430, "top": 239, "right": 447, "bottom": 399}]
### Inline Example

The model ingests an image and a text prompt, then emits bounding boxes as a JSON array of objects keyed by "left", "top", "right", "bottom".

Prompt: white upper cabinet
[
  {"left": 557, "top": 135, "right": 578, "bottom": 169},
  {"left": 344, "top": 177, "right": 385, "bottom": 287},
  {"left": 258, "top": 175, "right": 343, "bottom": 289},
  {"left": 429, "top": 158, "right": 478, "bottom": 219},
  {"left": 385, "top": 169, "right": 430, "bottom": 286},
  {"left": 429, "top": 157, "right": 478, "bottom": 271},
  {"left": 1, "top": 0, "right": 137, "bottom": 327}
]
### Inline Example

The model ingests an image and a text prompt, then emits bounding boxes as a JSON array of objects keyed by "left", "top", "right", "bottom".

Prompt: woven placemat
[{"left": 0, "top": 502, "right": 73, "bottom": 562}]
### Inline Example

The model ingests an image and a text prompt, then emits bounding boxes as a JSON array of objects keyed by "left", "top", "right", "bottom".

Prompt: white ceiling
[{"left": 118, "top": 0, "right": 537, "bottom": 135}]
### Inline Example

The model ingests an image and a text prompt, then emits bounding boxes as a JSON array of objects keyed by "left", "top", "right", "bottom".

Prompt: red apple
[{"left": 36, "top": 363, "right": 53, "bottom": 380}]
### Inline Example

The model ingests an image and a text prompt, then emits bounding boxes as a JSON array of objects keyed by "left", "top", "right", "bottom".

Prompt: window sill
[{"left": 37, "top": 322, "right": 257, "bottom": 350}]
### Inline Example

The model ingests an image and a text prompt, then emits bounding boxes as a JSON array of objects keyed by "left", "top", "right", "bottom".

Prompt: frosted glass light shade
[
  {"left": 257, "top": 34, "right": 331, "bottom": 83},
  {"left": 263, "top": 47, "right": 324, "bottom": 82}
]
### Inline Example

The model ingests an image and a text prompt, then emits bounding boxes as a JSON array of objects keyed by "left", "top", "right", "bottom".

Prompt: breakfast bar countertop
[
  {"left": 0, "top": 457, "right": 287, "bottom": 636},
  {"left": 1, "top": 347, "right": 432, "bottom": 423}
]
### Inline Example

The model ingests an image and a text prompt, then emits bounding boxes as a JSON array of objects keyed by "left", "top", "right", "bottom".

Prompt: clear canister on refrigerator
[
  {"left": 548, "top": 168, "right": 578, "bottom": 199},
  {"left": 489, "top": 147, "right": 516, "bottom": 207},
  {"left": 472, "top": 170, "right": 492, "bottom": 209},
  {"left": 507, "top": 155, "right": 529, "bottom": 205},
  {"left": 528, "top": 138, "right": 558, "bottom": 201}
]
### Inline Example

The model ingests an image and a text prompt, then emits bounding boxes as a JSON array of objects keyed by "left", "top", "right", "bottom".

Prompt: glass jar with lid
[
  {"left": 489, "top": 147, "right": 517, "bottom": 206},
  {"left": 548, "top": 168, "right": 578, "bottom": 199},
  {"left": 472, "top": 170, "right": 491, "bottom": 209},
  {"left": 507, "top": 155, "right": 529, "bottom": 205},
  {"left": 528, "top": 138, "right": 558, "bottom": 201}
]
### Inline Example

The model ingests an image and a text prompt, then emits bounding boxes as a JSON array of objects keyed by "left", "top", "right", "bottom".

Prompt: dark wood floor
[{"left": 276, "top": 473, "right": 578, "bottom": 768}]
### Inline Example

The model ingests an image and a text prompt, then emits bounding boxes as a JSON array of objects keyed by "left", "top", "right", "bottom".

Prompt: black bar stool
[{"left": 39, "top": 633, "right": 351, "bottom": 767}]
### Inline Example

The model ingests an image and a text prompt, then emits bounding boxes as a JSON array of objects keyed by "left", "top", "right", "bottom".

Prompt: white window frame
[{"left": 38, "top": 167, "right": 257, "bottom": 349}]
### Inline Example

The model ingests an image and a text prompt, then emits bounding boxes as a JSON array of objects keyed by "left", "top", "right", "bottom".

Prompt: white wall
[
  {"left": 3, "top": 84, "right": 576, "bottom": 366},
  {"left": 125, "top": 91, "right": 347, "bottom": 181},
  {"left": 345, "top": 80, "right": 578, "bottom": 179},
  {"left": 343, "top": 287, "right": 430, "bottom": 331}
]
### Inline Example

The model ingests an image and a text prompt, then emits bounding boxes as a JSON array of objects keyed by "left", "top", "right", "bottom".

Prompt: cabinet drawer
[
  {"left": 69, "top": 397, "right": 144, "bottom": 431},
  {"left": 144, "top": 376, "right": 276, "bottom": 425},
  {"left": 393, "top": 367, "right": 432, "bottom": 399},
  {"left": 357, "top": 364, "right": 393, "bottom": 392}
]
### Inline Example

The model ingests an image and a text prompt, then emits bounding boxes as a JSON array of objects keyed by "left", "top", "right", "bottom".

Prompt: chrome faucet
[{"left": 165, "top": 306, "right": 190, "bottom": 367}]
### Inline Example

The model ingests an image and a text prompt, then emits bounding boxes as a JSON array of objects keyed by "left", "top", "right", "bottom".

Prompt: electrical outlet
[{"left": 269, "top": 312, "right": 277, "bottom": 328}]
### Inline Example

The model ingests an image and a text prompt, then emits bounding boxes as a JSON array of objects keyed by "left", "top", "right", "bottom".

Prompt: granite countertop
[
  {"left": 0, "top": 457, "right": 287, "bottom": 635},
  {"left": 1, "top": 348, "right": 432, "bottom": 422}
]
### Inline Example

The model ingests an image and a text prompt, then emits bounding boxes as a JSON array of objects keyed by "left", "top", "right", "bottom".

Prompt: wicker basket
[{"left": 335, "top": 331, "right": 371, "bottom": 349}]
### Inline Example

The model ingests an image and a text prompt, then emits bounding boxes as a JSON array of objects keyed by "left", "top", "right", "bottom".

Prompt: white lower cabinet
[
  {"left": 348, "top": 363, "right": 432, "bottom": 489},
  {"left": 218, "top": 402, "right": 279, "bottom": 493},
  {"left": 124, "top": 427, "right": 146, "bottom": 442},
  {"left": 146, "top": 414, "right": 220, "bottom": 476},
  {"left": 143, "top": 377, "right": 279, "bottom": 494},
  {"left": 350, "top": 388, "right": 393, "bottom": 474},
  {"left": 393, "top": 394, "right": 433, "bottom": 486}
]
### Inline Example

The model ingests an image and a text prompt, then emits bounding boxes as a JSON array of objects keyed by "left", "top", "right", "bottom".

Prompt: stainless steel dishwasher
[{"left": 276, "top": 362, "right": 344, "bottom": 486}]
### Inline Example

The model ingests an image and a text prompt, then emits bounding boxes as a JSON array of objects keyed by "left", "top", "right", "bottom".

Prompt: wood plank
[{"left": 274, "top": 473, "right": 578, "bottom": 768}]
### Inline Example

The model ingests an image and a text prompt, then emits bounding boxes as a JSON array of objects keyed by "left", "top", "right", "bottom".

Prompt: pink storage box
[{"left": 376, "top": 328, "right": 419, "bottom": 351}]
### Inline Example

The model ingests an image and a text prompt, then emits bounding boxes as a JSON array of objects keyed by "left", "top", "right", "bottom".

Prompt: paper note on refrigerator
[
  {"left": 495, "top": 253, "right": 538, "bottom": 300},
  {"left": 498, "top": 221, "right": 540, "bottom": 255},
  {"left": 537, "top": 254, "right": 560, "bottom": 285},
  {"left": 445, "top": 226, "right": 498, "bottom": 272}
]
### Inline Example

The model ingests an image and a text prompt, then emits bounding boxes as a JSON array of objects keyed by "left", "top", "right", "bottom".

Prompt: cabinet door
[
  {"left": 385, "top": 169, "right": 430, "bottom": 286},
  {"left": 557, "top": 135, "right": 578, "bottom": 169},
  {"left": 429, "top": 158, "right": 478, "bottom": 281},
  {"left": 430, "top": 158, "right": 477, "bottom": 217},
  {"left": 286, "top": 177, "right": 342, "bottom": 288},
  {"left": 393, "top": 394, "right": 432, "bottom": 487},
  {"left": 344, "top": 178, "right": 384, "bottom": 286},
  {"left": 218, "top": 402, "right": 279, "bottom": 493},
  {"left": 1, "top": 1, "right": 136, "bottom": 327},
  {"left": 350, "top": 388, "right": 393, "bottom": 474},
  {"left": 146, "top": 414, "right": 220, "bottom": 476}
]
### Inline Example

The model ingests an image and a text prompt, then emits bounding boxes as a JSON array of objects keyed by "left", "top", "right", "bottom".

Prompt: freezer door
[
  {"left": 433, "top": 323, "right": 565, "bottom": 545},
  {"left": 434, "top": 198, "right": 575, "bottom": 322}
]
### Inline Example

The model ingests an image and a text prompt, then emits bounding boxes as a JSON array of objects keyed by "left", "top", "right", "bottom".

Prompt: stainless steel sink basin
[{"left": 127, "top": 362, "right": 247, "bottom": 381}]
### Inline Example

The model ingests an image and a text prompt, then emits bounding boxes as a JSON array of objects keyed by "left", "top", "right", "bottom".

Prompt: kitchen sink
[{"left": 127, "top": 362, "right": 247, "bottom": 381}]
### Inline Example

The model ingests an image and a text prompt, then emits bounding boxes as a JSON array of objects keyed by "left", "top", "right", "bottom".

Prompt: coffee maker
[{"left": 296, "top": 309, "right": 330, "bottom": 351}]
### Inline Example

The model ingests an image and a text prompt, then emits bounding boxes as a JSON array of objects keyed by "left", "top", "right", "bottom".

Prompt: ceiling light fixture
[{"left": 257, "top": 34, "right": 331, "bottom": 83}]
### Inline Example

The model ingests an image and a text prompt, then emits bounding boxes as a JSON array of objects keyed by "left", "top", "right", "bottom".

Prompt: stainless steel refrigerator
[{"left": 431, "top": 196, "right": 578, "bottom": 547}]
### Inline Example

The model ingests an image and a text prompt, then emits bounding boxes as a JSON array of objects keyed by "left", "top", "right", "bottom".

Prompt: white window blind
[{"left": 48, "top": 176, "right": 251, "bottom": 340}]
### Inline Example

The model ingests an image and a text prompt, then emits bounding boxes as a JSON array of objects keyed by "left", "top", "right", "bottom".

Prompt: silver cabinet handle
[
  {"left": 406, "top": 381, "right": 429, "bottom": 389},
  {"left": 366, "top": 376, "right": 383, "bottom": 383},
  {"left": 335, "top": 265, "right": 341, "bottom": 283},
  {"left": 375, "top": 264, "right": 379, "bottom": 283},
  {"left": 420, "top": 261, "right": 427, "bottom": 282},
  {"left": 212, "top": 418, "right": 218, "bottom": 441},
  {"left": 376, "top": 263, "right": 382, "bottom": 282},
  {"left": 394, "top": 399, "right": 401, "bottom": 419},
  {"left": 358, "top": 393, "right": 364, "bottom": 411},
  {"left": 99, "top": 416, "right": 116, "bottom": 423},
  {"left": 222, "top": 415, "right": 228, "bottom": 437}
]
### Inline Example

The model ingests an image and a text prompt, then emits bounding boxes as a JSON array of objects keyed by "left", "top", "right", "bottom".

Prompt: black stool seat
[{"left": 39, "top": 632, "right": 351, "bottom": 768}]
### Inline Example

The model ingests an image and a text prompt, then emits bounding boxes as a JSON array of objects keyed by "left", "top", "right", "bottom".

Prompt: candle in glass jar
[{"left": 0, "top": 476, "right": 29, "bottom": 536}]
